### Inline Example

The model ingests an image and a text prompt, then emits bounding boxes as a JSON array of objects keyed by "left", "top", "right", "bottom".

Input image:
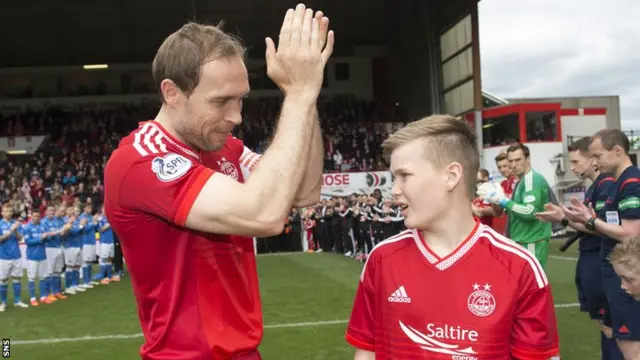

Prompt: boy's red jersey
[{"left": 346, "top": 222, "right": 560, "bottom": 359}]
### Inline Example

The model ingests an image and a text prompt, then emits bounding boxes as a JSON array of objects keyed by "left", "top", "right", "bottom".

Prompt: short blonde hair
[
  {"left": 382, "top": 114, "right": 480, "bottom": 199},
  {"left": 609, "top": 236, "right": 640, "bottom": 272}
]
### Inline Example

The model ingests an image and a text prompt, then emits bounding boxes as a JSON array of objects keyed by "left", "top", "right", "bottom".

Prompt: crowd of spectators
[{"left": 0, "top": 95, "right": 403, "bottom": 221}]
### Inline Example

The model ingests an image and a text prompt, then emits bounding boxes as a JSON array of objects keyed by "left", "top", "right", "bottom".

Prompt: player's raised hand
[
  {"left": 265, "top": 4, "right": 335, "bottom": 97},
  {"left": 535, "top": 203, "right": 564, "bottom": 223}
]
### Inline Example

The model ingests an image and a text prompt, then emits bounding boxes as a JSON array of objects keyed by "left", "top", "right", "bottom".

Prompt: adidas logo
[{"left": 388, "top": 286, "right": 411, "bottom": 303}]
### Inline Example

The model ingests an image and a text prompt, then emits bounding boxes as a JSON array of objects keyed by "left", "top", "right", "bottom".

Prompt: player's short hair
[
  {"left": 506, "top": 143, "right": 530, "bottom": 158},
  {"left": 590, "top": 129, "right": 630, "bottom": 154},
  {"left": 494, "top": 151, "right": 508, "bottom": 163},
  {"left": 382, "top": 114, "right": 480, "bottom": 199},
  {"left": 567, "top": 137, "right": 591, "bottom": 156},
  {"left": 478, "top": 168, "right": 490, "bottom": 179},
  {"left": 152, "top": 21, "right": 246, "bottom": 102},
  {"left": 609, "top": 236, "right": 640, "bottom": 272}
]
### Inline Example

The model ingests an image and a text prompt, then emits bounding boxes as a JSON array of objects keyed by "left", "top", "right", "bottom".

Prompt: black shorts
[{"left": 576, "top": 252, "right": 608, "bottom": 319}]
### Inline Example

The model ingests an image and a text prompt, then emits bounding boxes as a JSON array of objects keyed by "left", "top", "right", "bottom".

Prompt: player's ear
[
  {"left": 160, "top": 79, "right": 183, "bottom": 108},
  {"left": 613, "top": 144, "right": 625, "bottom": 157},
  {"left": 444, "top": 162, "right": 463, "bottom": 192}
]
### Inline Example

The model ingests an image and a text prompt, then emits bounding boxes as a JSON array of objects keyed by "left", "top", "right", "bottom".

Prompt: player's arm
[
  {"left": 23, "top": 226, "right": 37, "bottom": 246},
  {"left": 13, "top": 224, "right": 23, "bottom": 241},
  {"left": 293, "top": 108, "right": 323, "bottom": 206},
  {"left": 567, "top": 221, "right": 598, "bottom": 235},
  {"left": 69, "top": 221, "right": 84, "bottom": 236},
  {"left": 190, "top": 94, "right": 318, "bottom": 236},
  {"left": 346, "top": 252, "right": 378, "bottom": 356},
  {"left": 239, "top": 117, "right": 322, "bottom": 208},
  {"left": 502, "top": 179, "right": 546, "bottom": 221},
  {"left": 0, "top": 230, "right": 11, "bottom": 242},
  {"left": 592, "top": 181, "right": 640, "bottom": 242},
  {"left": 118, "top": 94, "right": 319, "bottom": 238},
  {"left": 511, "top": 260, "right": 560, "bottom": 359}
]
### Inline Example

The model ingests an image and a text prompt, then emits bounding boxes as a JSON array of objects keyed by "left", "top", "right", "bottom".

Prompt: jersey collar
[
  {"left": 412, "top": 221, "right": 482, "bottom": 271},
  {"left": 145, "top": 120, "right": 201, "bottom": 160}
]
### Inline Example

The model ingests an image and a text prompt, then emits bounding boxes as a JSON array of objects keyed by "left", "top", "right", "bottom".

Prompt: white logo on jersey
[
  {"left": 399, "top": 321, "right": 478, "bottom": 359},
  {"left": 523, "top": 195, "right": 536, "bottom": 203},
  {"left": 151, "top": 153, "right": 192, "bottom": 182},
  {"left": 467, "top": 283, "right": 496, "bottom": 317},
  {"left": 388, "top": 286, "right": 411, "bottom": 303},
  {"left": 217, "top": 157, "right": 239, "bottom": 180}
]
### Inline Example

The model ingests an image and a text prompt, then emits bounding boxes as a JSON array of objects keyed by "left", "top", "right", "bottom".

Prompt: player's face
[
  {"left": 496, "top": 159, "right": 511, "bottom": 178},
  {"left": 31, "top": 212, "right": 41, "bottom": 223},
  {"left": 508, "top": 149, "right": 529, "bottom": 177},
  {"left": 56, "top": 206, "right": 65, "bottom": 217},
  {"left": 46, "top": 207, "right": 54, "bottom": 218},
  {"left": 476, "top": 171, "right": 489, "bottom": 184},
  {"left": 568, "top": 150, "right": 594, "bottom": 179},
  {"left": 1, "top": 206, "right": 12, "bottom": 220},
  {"left": 613, "top": 263, "right": 640, "bottom": 301},
  {"left": 390, "top": 139, "right": 451, "bottom": 230},
  {"left": 589, "top": 138, "right": 619, "bottom": 174},
  {"left": 178, "top": 56, "right": 250, "bottom": 152}
]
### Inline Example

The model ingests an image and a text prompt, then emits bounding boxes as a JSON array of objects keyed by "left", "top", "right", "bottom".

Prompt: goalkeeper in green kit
[{"left": 477, "top": 143, "right": 552, "bottom": 268}]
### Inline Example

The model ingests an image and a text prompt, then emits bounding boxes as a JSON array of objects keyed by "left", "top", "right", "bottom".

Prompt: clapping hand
[
  {"left": 265, "top": 4, "right": 334, "bottom": 97},
  {"left": 562, "top": 197, "right": 595, "bottom": 224},
  {"left": 535, "top": 203, "right": 565, "bottom": 223}
]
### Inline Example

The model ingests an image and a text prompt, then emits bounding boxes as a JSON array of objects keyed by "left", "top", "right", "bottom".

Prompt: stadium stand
[{"left": 1, "top": 95, "right": 407, "bottom": 260}]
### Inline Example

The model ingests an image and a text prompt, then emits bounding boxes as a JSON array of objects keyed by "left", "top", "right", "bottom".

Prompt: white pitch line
[
  {"left": 549, "top": 255, "right": 578, "bottom": 261},
  {"left": 11, "top": 303, "right": 581, "bottom": 346}
]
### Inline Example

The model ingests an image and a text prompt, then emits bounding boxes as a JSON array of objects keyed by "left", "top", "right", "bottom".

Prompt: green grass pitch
[{"left": 0, "top": 241, "right": 602, "bottom": 359}]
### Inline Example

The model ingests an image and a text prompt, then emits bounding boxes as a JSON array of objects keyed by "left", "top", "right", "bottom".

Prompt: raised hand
[
  {"left": 535, "top": 203, "right": 565, "bottom": 223},
  {"left": 563, "top": 197, "right": 594, "bottom": 224},
  {"left": 265, "top": 4, "right": 335, "bottom": 97}
]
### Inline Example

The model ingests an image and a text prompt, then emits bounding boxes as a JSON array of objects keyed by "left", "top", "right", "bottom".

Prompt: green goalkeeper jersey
[{"left": 504, "top": 169, "right": 552, "bottom": 243}]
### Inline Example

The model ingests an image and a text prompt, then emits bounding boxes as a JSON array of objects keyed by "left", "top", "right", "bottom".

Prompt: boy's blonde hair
[
  {"left": 382, "top": 114, "right": 479, "bottom": 199},
  {"left": 609, "top": 236, "right": 640, "bottom": 272}
]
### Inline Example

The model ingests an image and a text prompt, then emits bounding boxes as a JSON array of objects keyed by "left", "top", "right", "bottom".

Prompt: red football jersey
[
  {"left": 471, "top": 197, "right": 494, "bottom": 228},
  {"left": 104, "top": 121, "right": 263, "bottom": 360},
  {"left": 501, "top": 177, "right": 517, "bottom": 199},
  {"left": 346, "top": 222, "right": 560, "bottom": 359}
]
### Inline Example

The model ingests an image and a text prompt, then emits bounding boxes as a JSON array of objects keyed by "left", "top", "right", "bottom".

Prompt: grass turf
[{"left": 0, "top": 241, "right": 601, "bottom": 359}]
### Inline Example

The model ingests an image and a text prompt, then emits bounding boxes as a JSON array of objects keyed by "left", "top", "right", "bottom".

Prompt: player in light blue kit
[
  {"left": 62, "top": 206, "right": 87, "bottom": 295},
  {"left": 0, "top": 203, "right": 28, "bottom": 311},
  {"left": 41, "top": 205, "right": 67, "bottom": 300},
  {"left": 97, "top": 204, "right": 115, "bottom": 284},
  {"left": 23, "top": 211, "right": 53, "bottom": 306},
  {"left": 80, "top": 203, "right": 99, "bottom": 288}
]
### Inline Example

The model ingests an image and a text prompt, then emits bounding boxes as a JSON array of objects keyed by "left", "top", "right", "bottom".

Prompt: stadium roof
[{"left": 1, "top": 0, "right": 475, "bottom": 67}]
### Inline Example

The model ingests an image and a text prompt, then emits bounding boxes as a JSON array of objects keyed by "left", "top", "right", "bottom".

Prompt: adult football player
[{"left": 104, "top": 4, "right": 334, "bottom": 359}]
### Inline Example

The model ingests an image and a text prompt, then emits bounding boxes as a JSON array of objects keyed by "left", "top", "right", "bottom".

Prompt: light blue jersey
[
  {"left": 23, "top": 221, "right": 48, "bottom": 261},
  {"left": 0, "top": 219, "right": 21, "bottom": 260},
  {"left": 80, "top": 213, "right": 97, "bottom": 245},
  {"left": 42, "top": 216, "right": 64, "bottom": 248},
  {"left": 98, "top": 216, "right": 113, "bottom": 244},
  {"left": 63, "top": 217, "right": 84, "bottom": 249}
]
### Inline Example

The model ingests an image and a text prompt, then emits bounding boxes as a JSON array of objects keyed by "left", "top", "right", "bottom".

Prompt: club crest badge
[
  {"left": 217, "top": 156, "right": 239, "bottom": 180},
  {"left": 467, "top": 283, "right": 496, "bottom": 317}
]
